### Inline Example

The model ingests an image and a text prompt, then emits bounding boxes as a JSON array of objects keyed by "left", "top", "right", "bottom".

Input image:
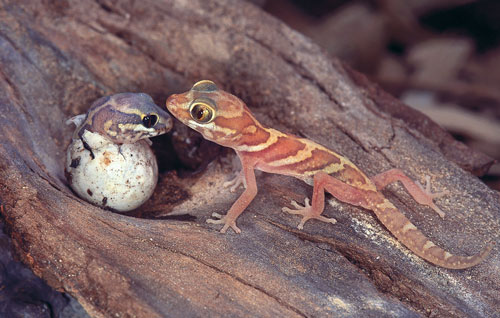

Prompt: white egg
[{"left": 65, "top": 130, "right": 158, "bottom": 211}]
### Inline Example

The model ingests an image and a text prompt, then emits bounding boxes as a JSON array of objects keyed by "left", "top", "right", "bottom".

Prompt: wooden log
[{"left": 0, "top": 0, "right": 498, "bottom": 317}]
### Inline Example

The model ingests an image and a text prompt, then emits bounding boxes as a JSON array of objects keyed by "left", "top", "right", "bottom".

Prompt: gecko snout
[{"left": 166, "top": 94, "right": 180, "bottom": 111}]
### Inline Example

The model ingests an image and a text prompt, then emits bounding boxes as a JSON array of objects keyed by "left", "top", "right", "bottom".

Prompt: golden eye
[
  {"left": 189, "top": 100, "right": 215, "bottom": 123},
  {"left": 192, "top": 80, "right": 218, "bottom": 92}
]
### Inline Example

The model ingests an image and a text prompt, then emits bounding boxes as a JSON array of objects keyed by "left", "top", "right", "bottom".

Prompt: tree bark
[{"left": 0, "top": 1, "right": 498, "bottom": 317}]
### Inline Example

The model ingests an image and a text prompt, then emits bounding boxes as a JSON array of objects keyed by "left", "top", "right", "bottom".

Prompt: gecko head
[
  {"left": 82, "top": 93, "right": 173, "bottom": 144},
  {"left": 166, "top": 80, "right": 258, "bottom": 146}
]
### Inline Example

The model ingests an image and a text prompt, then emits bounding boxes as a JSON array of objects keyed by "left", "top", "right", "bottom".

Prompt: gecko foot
[
  {"left": 416, "top": 175, "right": 450, "bottom": 219},
  {"left": 223, "top": 171, "right": 246, "bottom": 192},
  {"left": 282, "top": 198, "right": 337, "bottom": 230},
  {"left": 207, "top": 212, "right": 241, "bottom": 234}
]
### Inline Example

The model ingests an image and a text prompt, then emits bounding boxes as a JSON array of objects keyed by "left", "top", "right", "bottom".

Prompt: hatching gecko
[{"left": 166, "top": 80, "right": 492, "bottom": 269}]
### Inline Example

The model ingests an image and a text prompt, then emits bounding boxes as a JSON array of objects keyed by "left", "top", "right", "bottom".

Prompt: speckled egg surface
[
  {"left": 66, "top": 130, "right": 158, "bottom": 211},
  {"left": 64, "top": 92, "right": 172, "bottom": 211}
]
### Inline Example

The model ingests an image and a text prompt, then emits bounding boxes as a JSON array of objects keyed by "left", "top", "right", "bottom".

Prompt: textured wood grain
[{"left": 0, "top": 0, "right": 498, "bottom": 317}]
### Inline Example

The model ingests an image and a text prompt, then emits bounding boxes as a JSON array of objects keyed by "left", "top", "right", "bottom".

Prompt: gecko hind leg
[
  {"left": 282, "top": 172, "right": 353, "bottom": 230},
  {"left": 283, "top": 198, "right": 337, "bottom": 230},
  {"left": 371, "top": 169, "right": 449, "bottom": 218}
]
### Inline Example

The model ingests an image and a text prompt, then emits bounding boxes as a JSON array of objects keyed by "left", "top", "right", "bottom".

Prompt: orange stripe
[
  {"left": 215, "top": 111, "right": 272, "bottom": 147},
  {"left": 274, "top": 148, "right": 341, "bottom": 174},
  {"left": 238, "top": 126, "right": 271, "bottom": 146},
  {"left": 215, "top": 111, "right": 255, "bottom": 132},
  {"left": 241, "top": 135, "right": 306, "bottom": 162}
]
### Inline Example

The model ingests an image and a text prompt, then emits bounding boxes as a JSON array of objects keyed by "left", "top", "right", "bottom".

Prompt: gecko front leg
[
  {"left": 208, "top": 158, "right": 257, "bottom": 233},
  {"left": 223, "top": 168, "right": 247, "bottom": 192}
]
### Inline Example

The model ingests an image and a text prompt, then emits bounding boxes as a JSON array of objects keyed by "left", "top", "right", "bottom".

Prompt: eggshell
[{"left": 66, "top": 130, "right": 158, "bottom": 211}]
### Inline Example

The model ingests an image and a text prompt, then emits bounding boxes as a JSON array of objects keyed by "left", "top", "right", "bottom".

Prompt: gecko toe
[
  {"left": 431, "top": 190, "right": 450, "bottom": 199},
  {"left": 207, "top": 213, "right": 240, "bottom": 234},
  {"left": 424, "top": 175, "right": 431, "bottom": 192},
  {"left": 416, "top": 176, "right": 450, "bottom": 217},
  {"left": 207, "top": 213, "right": 225, "bottom": 224},
  {"left": 283, "top": 206, "right": 302, "bottom": 215},
  {"left": 430, "top": 203, "right": 446, "bottom": 218},
  {"left": 220, "top": 221, "right": 240, "bottom": 234},
  {"left": 220, "top": 224, "right": 228, "bottom": 233},
  {"left": 223, "top": 172, "right": 246, "bottom": 192},
  {"left": 317, "top": 215, "right": 337, "bottom": 224},
  {"left": 207, "top": 218, "right": 223, "bottom": 224},
  {"left": 231, "top": 224, "right": 241, "bottom": 234},
  {"left": 290, "top": 200, "right": 303, "bottom": 209},
  {"left": 297, "top": 216, "right": 311, "bottom": 230}
]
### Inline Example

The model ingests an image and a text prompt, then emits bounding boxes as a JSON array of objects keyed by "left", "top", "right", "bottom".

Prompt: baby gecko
[
  {"left": 166, "top": 80, "right": 492, "bottom": 269},
  {"left": 68, "top": 92, "right": 173, "bottom": 158}
]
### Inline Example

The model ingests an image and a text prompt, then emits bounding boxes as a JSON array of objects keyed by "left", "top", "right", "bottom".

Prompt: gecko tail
[
  {"left": 373, "top": 198, "right": 493, "bottom": 269},
  {"left": 458, "top": 242, "right": 494, "bottom": 268},
  {"left": 429, "top": 242, "right": 494, "bottom": 270}
]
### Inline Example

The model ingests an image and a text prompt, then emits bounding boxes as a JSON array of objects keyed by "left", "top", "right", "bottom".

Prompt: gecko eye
[
  {"left": 142, "top": 114, "right": 158, "bottom": 128},
  {"left": 192, "top": 80, "right": 218, "bottom": 92},
  {"left": 189, "top": 99, "right": 216, "bottom": 124}
]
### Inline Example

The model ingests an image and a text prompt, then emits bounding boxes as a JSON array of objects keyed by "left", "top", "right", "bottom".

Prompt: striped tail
[{"left": 373, "top": 198, "right": 493, "bottom": 269}]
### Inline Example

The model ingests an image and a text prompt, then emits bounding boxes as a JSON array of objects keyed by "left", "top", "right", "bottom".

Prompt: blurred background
[{"left": 256, "top": 0, "right": 500, "bottom": 191}]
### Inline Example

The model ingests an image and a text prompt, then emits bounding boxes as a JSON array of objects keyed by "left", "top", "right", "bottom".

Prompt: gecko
[
  {"left": 67, "top": 92, "right": 173, "bottom": 158},
  {"left": 166, "top": 80, "right": 493, "bottom": 269}
]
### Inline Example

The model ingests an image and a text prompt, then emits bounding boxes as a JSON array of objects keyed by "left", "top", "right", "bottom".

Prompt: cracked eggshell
[{"left": 65, "top": 130, "right": 158, "bottom": 211}]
